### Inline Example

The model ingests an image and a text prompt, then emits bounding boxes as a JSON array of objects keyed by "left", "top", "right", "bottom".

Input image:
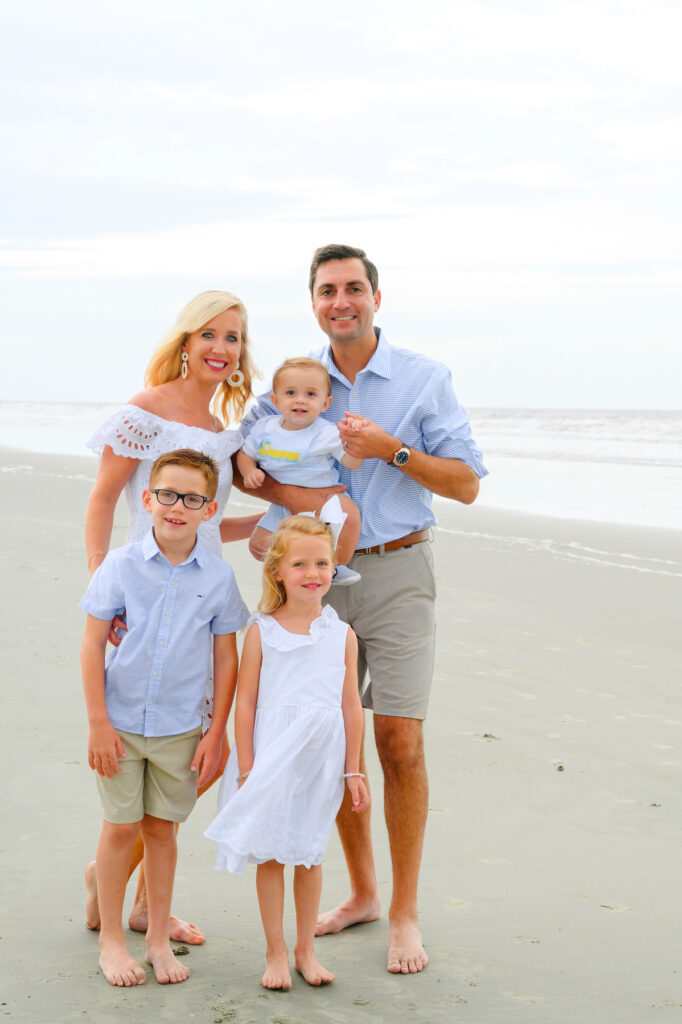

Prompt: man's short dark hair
[{"left": 309, "top": 244, "right": 379, "bottom": 296}]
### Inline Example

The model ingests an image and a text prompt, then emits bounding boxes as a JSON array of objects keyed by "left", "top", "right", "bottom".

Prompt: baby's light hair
[
  {"left": 149, "top": 448, "right": 219, "bottom": 500},
  {"left": 258, "top": 515, "right": 336, "bottom": 614},
  {"left": 272, "top": 357, "right": 332, "bottom": 397}
]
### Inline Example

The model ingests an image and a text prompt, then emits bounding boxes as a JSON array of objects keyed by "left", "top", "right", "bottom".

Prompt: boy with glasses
[{"left": 80, "top": 449, "right": 248, "bottom": 987}]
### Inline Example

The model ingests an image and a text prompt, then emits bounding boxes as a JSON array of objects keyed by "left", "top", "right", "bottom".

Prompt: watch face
[{"left": 394, "top": 448, "right": 410, "bottom": 466}]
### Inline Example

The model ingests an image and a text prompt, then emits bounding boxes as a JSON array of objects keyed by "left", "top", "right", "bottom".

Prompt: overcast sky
[{"left": 2, "top": 0, "right": 681, "bottom": 410}]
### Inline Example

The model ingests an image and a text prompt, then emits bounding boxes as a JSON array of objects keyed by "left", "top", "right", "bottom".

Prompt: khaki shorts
[
  {"left": 324, "top": 542, "right": 436, "bottom": 719},
  {"left": 96, "top": 727, "right": 202, "bottom": 824}
]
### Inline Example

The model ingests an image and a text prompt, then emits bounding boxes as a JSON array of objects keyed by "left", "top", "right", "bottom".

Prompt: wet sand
[{"left": 1, "top": 447, "right": 681, "bottom": 1023}]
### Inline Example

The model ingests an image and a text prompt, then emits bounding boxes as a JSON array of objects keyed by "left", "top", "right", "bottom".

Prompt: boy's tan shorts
[
  {"left": 96, "top": 727, "right": 202, "bottom": 824},
  {"left": 325, "top": 542, "right": 436, "bottom": 720}
]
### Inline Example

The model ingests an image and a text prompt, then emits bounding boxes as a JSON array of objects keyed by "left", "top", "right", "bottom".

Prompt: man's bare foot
[
  {"left": 98, "top": 941, "right": 146, "bottom": 987},
  {"left": 128, "top": 907, "right": 206, "bottom": 945},
  {"left": 294, "top": 951, "right": 335, "bottom": 986},
  {"left": 85, "top": 861, "right": 101, "bottom": 930},
  {"left": 315, "top": 895, "right": 380, "bottom": 936},
  {"left": 145, "top": 944, "right": 190, "bottom": 984},
  {"left": 387, "top": 918, "right": 428, "bottom": 975},
  {"left": 262, "top": 949, "right": 292, "bottom": 990}
]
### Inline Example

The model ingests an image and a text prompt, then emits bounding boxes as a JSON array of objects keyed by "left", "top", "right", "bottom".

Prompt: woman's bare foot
[
  {"left": 85, "top": 861, "right": 100, "bottom": 930},
  {"left": 128, "top": 908, "right": 206, "bottom": 945},
  {"left": 145, "top": 943, "right": 190, "bottom": 984},
  {"left": 315, "top": 895, "right": 380, "bottom": 936},
  {"left": 294, "top": 951, "right": 335, "bottom": 986},
  {"left": 386, "top": 918, "right": 428, "bottom": 974},
  {"left": 99, "top": 938, "right": 146, "bottom": 987},
  {"left": 262, "top": 949, "right": 292, "bottom": 990}
]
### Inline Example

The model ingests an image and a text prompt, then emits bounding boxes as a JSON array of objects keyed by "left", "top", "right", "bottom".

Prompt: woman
[{"left": 84, "top": 290, "right": 261, "bottom": 944}]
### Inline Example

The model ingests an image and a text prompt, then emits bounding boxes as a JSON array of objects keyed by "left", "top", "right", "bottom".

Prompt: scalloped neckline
[
  {"left": 123, "top": 403, "right": 228, "bottom": 436},
  {"left": 267, "top": 606, "right": 334, "bottom": 637}
]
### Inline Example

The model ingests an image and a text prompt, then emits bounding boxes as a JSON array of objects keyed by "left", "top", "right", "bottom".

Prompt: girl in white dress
[
  {"left": 205, "top": 516, "right": 369, "bottom": 990},
  {"left": 83, "top": 291, "right": 262, "bottom": 946}
]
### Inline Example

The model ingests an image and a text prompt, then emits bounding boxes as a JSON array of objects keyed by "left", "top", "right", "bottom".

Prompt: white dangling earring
[
  {"left": 228, "top": 364, "right": 244, "bottom": 388},
  {"left": 181, "top": 351, "right": 189, "bottom": 380}
]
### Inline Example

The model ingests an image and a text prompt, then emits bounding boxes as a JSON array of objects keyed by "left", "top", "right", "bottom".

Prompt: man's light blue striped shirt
[{"left": 241, "top": 329, "right": 488, "bottom": 548}]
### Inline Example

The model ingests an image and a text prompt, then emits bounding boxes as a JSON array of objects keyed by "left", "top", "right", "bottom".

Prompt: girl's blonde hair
[
  {"left": 258, "top": 516, "right": 336, "bottom": 615},
  {"left": 144, "top": 291, "right": 258, "bottom": 424}
]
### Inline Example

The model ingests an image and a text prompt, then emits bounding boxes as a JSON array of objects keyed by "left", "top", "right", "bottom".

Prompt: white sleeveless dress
[
  {"left": 87, "top": 404, "right": 243, "bottom": 557},
  {"left": 204, "top": 606, "right": 349, "bottom": 873}
]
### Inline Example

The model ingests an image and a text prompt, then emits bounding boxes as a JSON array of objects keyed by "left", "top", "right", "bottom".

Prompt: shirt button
[
  {"left": 165, "top": 612, "right": 169, "bottom": 617},
  {"left": 159, "top": 641, "right": 164, "bottom": 647},
  {"left": 148, "top": 701, "right": 152, "bottom": 706},
  {"left": 153, "top": 672, "right": 158, "bottom": 677}
]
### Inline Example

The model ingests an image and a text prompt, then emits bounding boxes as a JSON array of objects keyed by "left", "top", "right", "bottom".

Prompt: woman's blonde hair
[
  {"left": 144, "top": 291, "right": 258, "bottom": 424},
  {"left": 258, "top": 515, "right": 336, "bottom": 615}
]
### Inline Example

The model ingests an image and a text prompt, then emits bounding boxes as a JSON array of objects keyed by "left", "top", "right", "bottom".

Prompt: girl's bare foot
[
  {"left": 387, "top": 918, "right": 428, "bottom": 974},
  {"left": 262, "top": 949, "right": 292, "bottom": 990},
  {"left": 294, "top": 951, "right": 335, "bottom": 986},
  {"left": 85, "top": 861, "right": 100, "bottom": 930},
  {"left": 145, "top": 944, "right": 190, "bottom": 984},
  {"left": 98, "top": 939, "right": 146, "bottom": 987},
  {"left": 315, "top": 895, "right": 380, "bottom": 935}
]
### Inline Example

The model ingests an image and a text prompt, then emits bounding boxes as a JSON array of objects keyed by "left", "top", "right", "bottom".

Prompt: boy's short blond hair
[
  {"left": 272, "top": 357, "right": 332, "bottom": 396},
  {"left": 149, "top": 449, "right": 220, "bottom": 500}
]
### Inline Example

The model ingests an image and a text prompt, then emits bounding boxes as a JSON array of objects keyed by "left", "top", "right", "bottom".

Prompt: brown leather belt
[{"left": 355, "top": 529, "right": 430, "bottom": 556}]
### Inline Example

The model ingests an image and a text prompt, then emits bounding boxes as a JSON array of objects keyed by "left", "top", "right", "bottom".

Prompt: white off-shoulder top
[{"left": 87, "top": 404, "right": 243, "bottom": 557}]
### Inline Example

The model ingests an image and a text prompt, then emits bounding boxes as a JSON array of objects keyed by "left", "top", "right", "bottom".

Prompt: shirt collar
[
  {"left": 143, "top": 528, "right": 206, "bottom": 567},
  {"left": 323, "top": 328, "right": 392, "bottom": 384}
]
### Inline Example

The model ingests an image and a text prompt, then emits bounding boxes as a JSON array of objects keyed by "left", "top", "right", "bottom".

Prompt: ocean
[{"left": 1, "top": 401, "right": 680, "bottom": 531}]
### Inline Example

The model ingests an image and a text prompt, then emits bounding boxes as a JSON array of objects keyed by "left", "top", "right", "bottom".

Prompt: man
[{"left": 237, "top": 244, "right": 487, "bottom": 975}]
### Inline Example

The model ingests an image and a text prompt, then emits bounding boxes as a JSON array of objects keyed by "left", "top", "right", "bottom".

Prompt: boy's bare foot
[
  {"left": 85, "top": 861, "right": 100, "bottom": 930},
  {"left": 387, "top": 918, "right": 428, "bottom": 974},
  {"left": 294, "top": 951, "right": 335, "bottom": 986},
  {"left": 145, "top": 944, "right": 190, "bottom": 984},
  {"left": 262, "top": 949, "right": 292, "bottom": 990},
  {"left": 315, "top": 895, "right": 380, "bottom": 936},
  {"left": 98, "top": 941, "right": 146, "bottom": 987}
]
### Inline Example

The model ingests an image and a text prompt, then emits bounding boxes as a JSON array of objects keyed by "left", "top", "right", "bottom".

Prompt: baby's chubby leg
[
  {"left": 256, "top": 861, "right": 292, "bottom": 990},
  {"left": 140, "top": 814, "right": 189, "bottom": 984},
  {"left": 96, "top": 819, "right": 147, "bottom": 987},
  {"left": 293, "top": 865, "right": 335, "bottom": 985},
  {"left": 334, "top": 495, "right": 361, "bottom": 566}
]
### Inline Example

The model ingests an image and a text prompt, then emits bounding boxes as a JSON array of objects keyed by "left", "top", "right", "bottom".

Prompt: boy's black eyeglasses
[{"left": 152, "top": 489, "right": 210, "bottom": 510}]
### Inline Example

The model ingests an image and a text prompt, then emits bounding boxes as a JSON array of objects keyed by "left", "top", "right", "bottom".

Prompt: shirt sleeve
[
  {"left": 308, "top": 418, "right": 345, "bottom": 463},
  {"left": 420, "top": 366, "right": 488, "bottom": 478},
  {"left": 211, "top": 568, "right": 250, "bottom": 635},
  {"left": 239, "top": 387, "right": 277, "bottom": 441},
  {"left": 79, "top": 553, "right": 126, "bottom": 621},
  {"left": 241, "top": 418, "right": 266, "bottom": 459}
]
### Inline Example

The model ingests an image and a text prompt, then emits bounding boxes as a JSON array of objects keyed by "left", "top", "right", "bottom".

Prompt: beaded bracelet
[{"left": 343, "top": 772, "right": 365, "bottom": 778}]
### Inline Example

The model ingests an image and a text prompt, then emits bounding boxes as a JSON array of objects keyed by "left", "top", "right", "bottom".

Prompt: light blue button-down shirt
[
  {"left": 241, "top": 329, "right": 488, "bottom": 548},
  {"left": 80, "top": 530, "right": 248, "bottom": 737}
]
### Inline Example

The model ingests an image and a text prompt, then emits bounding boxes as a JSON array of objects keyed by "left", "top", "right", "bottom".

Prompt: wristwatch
[{"left": 389, "top": 443, "right": 411, "bottom": 467}]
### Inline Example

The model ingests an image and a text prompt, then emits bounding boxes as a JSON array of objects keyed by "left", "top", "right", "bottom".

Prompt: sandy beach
[{"left": 2, "top": 446, "right": 681, "bottom": 1024}]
